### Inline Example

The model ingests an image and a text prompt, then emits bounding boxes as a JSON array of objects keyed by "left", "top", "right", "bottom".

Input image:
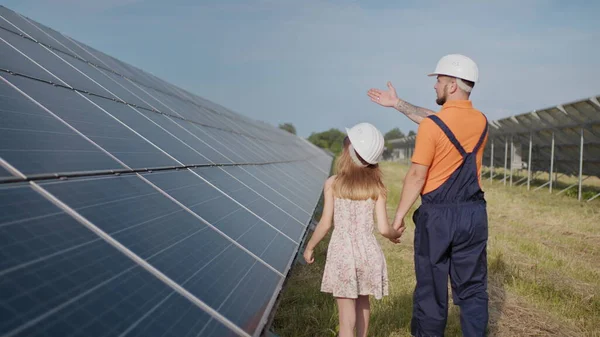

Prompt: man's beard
[
  {"left": 436, "top": 85, "right": 448, "bottom": 105},
  {"left": 436, "top": 95, "right": 446, "bottom": 106}
]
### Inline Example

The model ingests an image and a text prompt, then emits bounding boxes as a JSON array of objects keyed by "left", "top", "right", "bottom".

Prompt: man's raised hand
[{"left": 367, "top": 81, "right": 399, "bottom": 107}]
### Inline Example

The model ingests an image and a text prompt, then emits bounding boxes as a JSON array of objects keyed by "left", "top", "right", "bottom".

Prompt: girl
[{"left": 303, "top": 122, "right": 404, "bottom": 337}]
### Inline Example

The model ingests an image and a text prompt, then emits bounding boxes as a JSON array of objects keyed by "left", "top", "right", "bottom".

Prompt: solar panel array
[
  {"left": 0, "top": 5, "right": 332, "bottom": 337},
  {"left": 387, "top": 95, "right": 600, "bottom": 200},
  {"left": 388, "top": 136, "right": 415, "bottom": 163},
  {"left": 484, "top": 96, "right": 600, "bottom": 179}
]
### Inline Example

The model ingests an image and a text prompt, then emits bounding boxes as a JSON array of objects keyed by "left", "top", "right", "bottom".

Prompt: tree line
[{"left": 278, "top": 123, "right": 415, "bottom": 157}]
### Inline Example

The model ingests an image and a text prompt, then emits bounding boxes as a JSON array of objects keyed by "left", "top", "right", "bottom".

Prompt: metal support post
[
  {"left": 503, "top": 138, "right": 508, "bottom": 185},
  {"left": 578, "top": 128, "right": 584, "bottom": 201},
  {"left": 509, "top": 135, "right": 514, "bottom": 186},
  {"left": 490, "top": 139, "right": 494, "bottom": 182},
  {"left": 527, "top": 132, "right": 533, "bottom": 191},
  {"left": 549, "top": 132, "right": 555, "bottom": 193}
]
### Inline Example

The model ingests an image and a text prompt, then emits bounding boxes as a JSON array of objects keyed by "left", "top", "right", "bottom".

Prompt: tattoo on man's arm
[{"left": 394, "top": 99, "right": 434, "bottom": 118}]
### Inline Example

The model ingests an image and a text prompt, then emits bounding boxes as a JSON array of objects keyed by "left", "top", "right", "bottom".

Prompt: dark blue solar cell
[
  {"left": 0, "top": 27, "right": 106, "bottom": 94},
  {"left": 0, "top": 7, "right": 66, "bottom": 53},
  {"left": 222, "top": 165, "right": 310, "bottom": 229},
  {"left": 165, "top": 120, "right": 234, "bottom": 164},
  {"left": 15, "top": 17, "right": 93, "bottom": 64},
  {"left": 273, "top": 163, "right": 323, "bottom": 209},
  {"left": 0, "top": 26, "right": 57, "bottom": 83},
  {"left": 171, "top": 120, "right": 244, "bottom": 163},
  {"left": 128, "top": 107, "right": 232, "bottom": 165},
  {"left": 242, "top": 164, "right": 315, "bottom": 213},
  {"left": 194, "top": 167, "right": 305, "bottom": 242},
  {"left": 284, "top": 162, "right": 329, "bottom": 198},
  {"left": 0, "top": 184, "right": 99, "bottom": 273},
  {"left": 212, "top": 129, "right": 258, "bottom": 163},
  {"left": 239, "top": 138, "right": 269, "bottom": 162},
  {"left": 140, "top": 87, "right": 231, "bottom": 131},
  {"left": 197, "top": 106, "right": 241, "bottom": 133},
  {"left": 49, "top": 54, "right": 152, "bottom": 109},
  {"left": 218, "top": 261, "right": 282, "bottom": 333},
  {"left": 221, "top": 133, "right": 268, "bottom": 163},
  {"left": 0, "top": 77, "right": 123, "bottom": 176},
  {"left": 0, "top": 184, "right": 196, "bottom": 337},
  {"left": 142, "top": 169, "right": 296, "bottom": 273},
  {"left": 196, "top": 128, "right": 248, "bottom": 163},
  {"left": 254, "top": 138, "right": 285, "bottom": 162},
  {"left": 4, "top": 260, "right": 171, "bottom": 337},
  {"left": 66, "top": 41, "right": 143, "bottom": 83},
  {"left": 39, "top": 174, "right": 283, "bottom": 335},
  {"left": 4, "top": 75, "right": 179, "bottom": 170},
  {"left": 123, "top": 294, "right": 239, "bottom": 337},
  {"left": 85, "top": 95, "right": 210, "bottom": 166},
  {"left": 0, "top": 165, "right": 12, "bottom": 179},
  {"left": 92, "top": 68, "right": 166, "bottom": 108}
]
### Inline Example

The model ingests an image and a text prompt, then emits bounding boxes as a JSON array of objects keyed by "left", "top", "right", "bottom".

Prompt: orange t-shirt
[{"left": 411, "top": 100, "right": 488, "bottom": 195}]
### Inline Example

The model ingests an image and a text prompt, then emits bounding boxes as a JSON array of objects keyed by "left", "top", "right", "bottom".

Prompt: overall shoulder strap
[
  {"left": 473, "top": 115, "right": 489, "bottom": 154},
  {"left": 428, "top": 115, "right": 466, "bottom": 156}
]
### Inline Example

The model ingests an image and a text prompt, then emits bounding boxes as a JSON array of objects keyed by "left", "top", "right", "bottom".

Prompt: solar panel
[
  {"left": 485, "top": 96, "right": 600, "bottom": 178},
  {"left": 0, "top": 5, "right": 332, "bottom": 337}
]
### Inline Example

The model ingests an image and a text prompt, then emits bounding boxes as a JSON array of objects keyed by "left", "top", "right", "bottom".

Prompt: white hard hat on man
[{"left": 428, "top": 54, "right": 479, "bottom": 93}]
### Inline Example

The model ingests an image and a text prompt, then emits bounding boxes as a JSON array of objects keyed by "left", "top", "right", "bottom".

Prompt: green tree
[
  {"left": 279, "top": 123, "right": 296, "bottom": 135},
  {"left": 307, "top": 128, "right": 346, "bottom": 156},
  {"left": 408, "top": 130, "right": 416, "bottom": 137},
  {"left": 384, "top": 127, "right": 405, "bottom": 141},
  {"left": 384, "top": 127, "right": 406, "bottom": 151}
]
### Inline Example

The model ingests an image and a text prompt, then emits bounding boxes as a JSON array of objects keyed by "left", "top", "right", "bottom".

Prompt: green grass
[{"left": 272, "top": 162, "right": 600, "bottom": 337}]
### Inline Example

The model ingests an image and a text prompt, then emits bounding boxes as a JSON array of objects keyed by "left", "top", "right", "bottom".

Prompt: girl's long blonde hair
[{"left": 332, "top": 136, "right": 386, "bottom": 200}]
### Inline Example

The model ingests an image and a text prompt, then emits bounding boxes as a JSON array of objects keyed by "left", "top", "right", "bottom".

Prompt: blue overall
[{"left": 411, "top": 115, "right": 489, "bottom": 337}]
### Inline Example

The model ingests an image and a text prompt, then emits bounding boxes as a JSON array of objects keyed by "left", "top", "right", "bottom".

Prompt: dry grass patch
[{"left": 272, "top": 162, "right": 599, "bottom": 336}]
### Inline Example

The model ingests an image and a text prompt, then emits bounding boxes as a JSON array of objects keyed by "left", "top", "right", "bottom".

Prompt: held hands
[
  {"left": 388, "top": 216, "right": 406, "bottom": 244},
  {"left": 303, "top": 248, "right": 314, "bottom": 264},
  {"left": 393, "top": 217, "right": 406, "bottom": 231},
  {"left": 367, "top": 81, "right": 399, "bottom": 107},
  {"left": 388, "top": 233, "right": 401, "bottom": 244}
]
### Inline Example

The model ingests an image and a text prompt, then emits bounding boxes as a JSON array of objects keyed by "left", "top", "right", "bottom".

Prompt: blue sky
[{"left": 3, "top": 0, "right": 600, "bottom": 137}]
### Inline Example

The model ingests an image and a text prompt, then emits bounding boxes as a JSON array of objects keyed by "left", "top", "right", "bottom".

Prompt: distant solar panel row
[
  {"left": 0, "top": 5, "right": 332, "bottom": 337},
  {"left": 388, "top": 97, "right": 600, "bottom": 182},
  {"left": 484, "top": 97, "right": 600, "bottom": 178}
]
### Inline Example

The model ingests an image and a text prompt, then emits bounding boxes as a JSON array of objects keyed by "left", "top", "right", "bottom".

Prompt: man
[{"left": 367, "top": 54, "right": 489, "bottom": 337}]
